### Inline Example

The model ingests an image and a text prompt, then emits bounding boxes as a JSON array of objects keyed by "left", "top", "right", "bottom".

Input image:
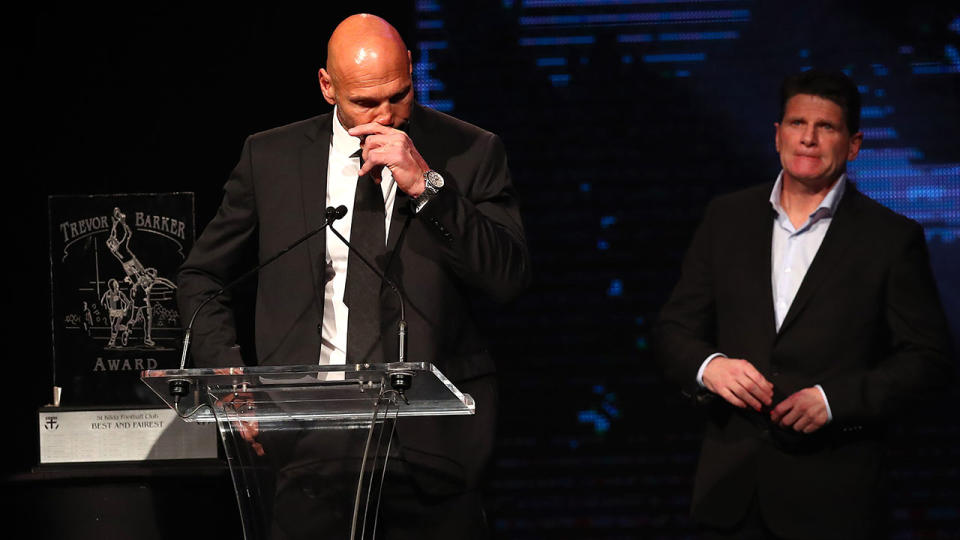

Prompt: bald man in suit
[{"left": 178, "top": 14, "right": 530, "bottom": 539}]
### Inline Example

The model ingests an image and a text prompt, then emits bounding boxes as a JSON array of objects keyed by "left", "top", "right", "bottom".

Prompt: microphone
[
  {"left": 326, "top": 213, "right": 412, "bottom": 396},
  {"left": 170, "top": 206, "right": 348, "bottom": 401},
  {"left": 326, "top": 205, "right": 348, "bottom": 222}
]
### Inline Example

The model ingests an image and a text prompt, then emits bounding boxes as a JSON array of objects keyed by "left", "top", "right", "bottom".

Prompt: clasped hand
[{"left": 702, "top": 357, "right": 828, "bottom": 433}]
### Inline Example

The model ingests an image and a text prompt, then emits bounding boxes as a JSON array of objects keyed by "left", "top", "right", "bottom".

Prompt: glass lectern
[{"left": 142, "top": 362, "right": 474, "bottom": 539}]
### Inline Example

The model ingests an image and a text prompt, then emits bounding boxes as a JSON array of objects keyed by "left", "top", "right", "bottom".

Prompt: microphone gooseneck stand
[
  {"left": 327, "top": 220, "right": 414, "bottom": 398},
  {"left": 169, "top": 206, "right": 349, "bottom": 412},
  {"left": 326, "top": 216, "right": 415, "bottom": 540},
  {"left": 327, "top": 222, "right": 408, "bottom": 364}
]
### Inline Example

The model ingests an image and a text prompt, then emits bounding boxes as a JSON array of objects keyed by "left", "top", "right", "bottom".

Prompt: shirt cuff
[
  {"left": 412, "top": 193, "right": 433, "bottom": 214},
  {"left": 697, "top": 353, "right": 726, "bottom": 388},
  {"left": 814, "top": 384, "right": 833, "bottom": 423}
]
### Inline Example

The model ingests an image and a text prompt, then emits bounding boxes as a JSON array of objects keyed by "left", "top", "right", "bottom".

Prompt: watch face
[{"left": 426, "top": 170, "right": 444, "bottom": 188}]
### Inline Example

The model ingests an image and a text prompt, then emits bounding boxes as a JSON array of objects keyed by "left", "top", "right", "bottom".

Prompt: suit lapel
[
  {"left": 747, "top": 193, "right": 779, "bottom": 347},
  {"left": 776, "top": 185, "right": 860, "bottom": 337},
  {"left": 387, "top": 191, "right": 411, "bottom": 253},
  {"left": 298, "top": 114, "right": 333, "bottom": 313}
]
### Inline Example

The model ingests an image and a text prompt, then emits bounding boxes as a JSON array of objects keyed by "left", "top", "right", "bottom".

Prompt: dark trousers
[
  {"left": 699, "top": 492, "right": 886, "bottom": 540},
  {"left": 699, "top": 493, "right": 779, "bottom": 540},
  {"left": 269, "top": 466, "right": 489, "bottom": 540},
  {"left": 260, "top": 427, "right": 489, "bottom": 540}
]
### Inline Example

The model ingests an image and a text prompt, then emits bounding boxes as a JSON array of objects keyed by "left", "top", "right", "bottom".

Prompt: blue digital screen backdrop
[
  {"left": 12, "top": 1, "right": 959, "bottom": 537},
  {"left": 414, "top": 2, "right": 960, "bottom": 537}
]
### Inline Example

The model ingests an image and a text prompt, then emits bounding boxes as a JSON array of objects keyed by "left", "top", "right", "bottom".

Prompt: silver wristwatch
[{"left": 414, "top": 170, "right": 445, "bottom": 213}]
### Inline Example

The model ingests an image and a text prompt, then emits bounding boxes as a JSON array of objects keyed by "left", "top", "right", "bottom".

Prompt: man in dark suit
[
  {"left": 177, "top": 13, "right": 530, "bottom": 539},
  {"left": 654, "top": 70, "right": 953, "bottom": 538}
]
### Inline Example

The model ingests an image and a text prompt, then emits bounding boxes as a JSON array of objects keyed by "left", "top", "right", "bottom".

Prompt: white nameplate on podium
[{"left": 38, "top": 407, "right": 217, "bottom": 464}]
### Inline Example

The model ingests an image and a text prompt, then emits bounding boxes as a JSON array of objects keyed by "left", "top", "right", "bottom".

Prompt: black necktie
[{"left": 344, "top": 152, "right": 385, "bottom": 363}]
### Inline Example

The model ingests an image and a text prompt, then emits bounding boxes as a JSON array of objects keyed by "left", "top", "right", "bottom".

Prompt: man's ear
[
  {"left": 318, "top": 68, "right": 337, "bottom": 106},
  {"left": 847, "top": 131, "right": 864, "bottom": 162}
]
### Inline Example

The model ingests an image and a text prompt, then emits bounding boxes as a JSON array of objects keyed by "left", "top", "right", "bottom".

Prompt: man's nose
[
  {"left": 373, "top": 103, "right": 394, "bottom": 127},
  {"left": 800, "top": 124, "right": 817, "bottom": 146}
]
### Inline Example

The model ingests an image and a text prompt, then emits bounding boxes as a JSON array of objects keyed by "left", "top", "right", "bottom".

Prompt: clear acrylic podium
[{"left": 142, "top": 362, "right": 475, "bottom": 539}]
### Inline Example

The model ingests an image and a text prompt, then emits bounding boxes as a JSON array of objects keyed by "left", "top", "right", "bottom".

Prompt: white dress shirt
[
  {"left": 319, "top": 108, "right": 398, "bottom": 366},
  {"left": 770, "top": 172, "right": 845, "bottom": 331}
]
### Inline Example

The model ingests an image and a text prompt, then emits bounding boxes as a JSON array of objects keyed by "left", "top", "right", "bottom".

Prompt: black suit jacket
[
  {"left": 653, "top": 181, "right": 953, "bottom": 538},
  {"left": 177, "top": 104, "right": 531, "bottom": 494}
]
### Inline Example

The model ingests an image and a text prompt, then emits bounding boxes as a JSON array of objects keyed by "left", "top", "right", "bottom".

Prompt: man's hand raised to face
[
  {"left": 349, "top": 123, "right": 431, "bottom": 198},
  {"left": 702, "top": 356, "right": 774, "bottom": 412}
]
